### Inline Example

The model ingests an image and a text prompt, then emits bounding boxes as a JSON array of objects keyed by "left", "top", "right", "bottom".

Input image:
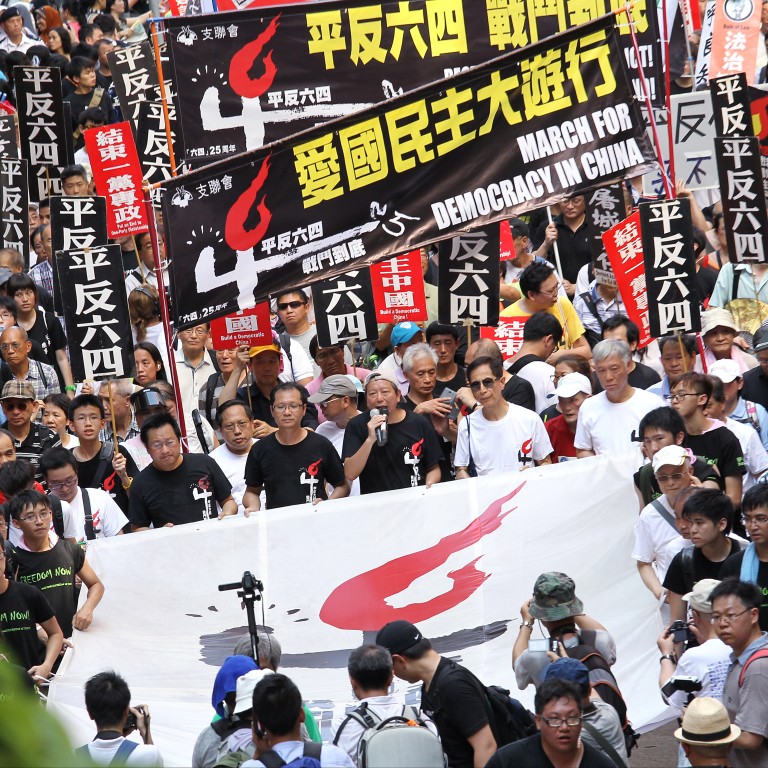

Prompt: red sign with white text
[
  {"left": 210, "top": 303, "right": 272, "bottom": 349},
  {"left": 85, "top": 122, "right": 148, "bottom": 238},
  {"left": 370, "top": 250, "right": 427, "bottom": 323},
  {"left": 603, "top": 212, "right": 652, "bottom": 348},
  {"left": 480, "top": 319, "right": 527, "bottom": 360},
  {"left": 499, "top": 220, "right": 514, "bottom": 261}
]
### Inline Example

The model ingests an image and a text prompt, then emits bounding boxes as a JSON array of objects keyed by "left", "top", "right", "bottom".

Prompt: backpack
[
  {"left": 561, "top": 629, "right": 638, "bottom": 753},
  {"left": 738, "top": 647, "right": 768, "bottom": 686},
  {"left": 214, "top": 748, "right": 253, "bottom": 768},
  {"left": 430, "top": 659, "right": 535, "bottom": 749},
  {"left": 75, "top": 740, "right": 138, "bottom": 766},
  {"left": 258, "top": 741, "right": 322, "bottom": 768},
  {"left": 679, "top": 538, "right": 748, "bottom": 593},
  {"left": 333, "top": 702, "right": 445, "bottom": 768}
]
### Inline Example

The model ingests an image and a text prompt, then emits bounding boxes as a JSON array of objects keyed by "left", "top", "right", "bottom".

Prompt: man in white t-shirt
[
  {"left": 331, "top": 644, "right": 437, "bottom": 765},
  {"left": 455, "top": 355, "right": 552, "bottom": 477},
  {"left": 310, "top": 375, "right": 362, "bottom": 496},
  {"left": 575, "top": 339, "right": 664, "bottom": 458},
  {"left": 210, "top": 399, "right": 257, "bottom": 513},
  {"left": 40, "top": 447, "right": 127, "bottom": 542},
  {"left": 633, "top": 445, "right": 695, "bottom": 601},
  {"left": 79, "top": 670, "right": 163, "bottom": 766}
]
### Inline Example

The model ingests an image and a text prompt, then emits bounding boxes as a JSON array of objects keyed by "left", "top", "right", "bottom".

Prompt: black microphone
[{"left": 370, "top": 406, "right": 388, "bottom": 447}]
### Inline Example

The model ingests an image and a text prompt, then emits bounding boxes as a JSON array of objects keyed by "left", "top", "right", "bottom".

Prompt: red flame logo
[
  {"left": 225, "top": 155, "right": 272, "bottom": 252},
  {"left": 411, "top": 438, "right": 424, "bottom": 458},
  {"left": 307, "top": 459, "right": 322, "bottom": 478},
  {"left": 521, "top": 438, "right": 532, "bottom": 456},
  {"left": 319, "top": 482, "right": 525, "bottom": 629},
  {"left": 229, "top": 15, "right": 280, "bottom": 99},
  {"left": 103, "top": 471, "right": 116, "bottom": 492}
]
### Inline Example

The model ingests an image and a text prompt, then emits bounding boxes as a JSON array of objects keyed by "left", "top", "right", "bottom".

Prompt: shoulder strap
[
  {"left": 50, "top": 494, "right": 64, "bottom": 537},
  {"left": 35, "top": 360, "right": 48, "bottom": 388},
  {"left": 579, "top": 292, "right": 605, "bottom": 330},
  {"left": 110, "top": 740, "right": 139, "bottom": 766},
  {"left": 680, "top": 545, "right": 695, "bottom": 592},
  {"left": 506, "top": 354, "right": 540, "bottom": 376},
  {"left": 91, "top": 443, "right": 115, "bottom": 489},
  {"left": 745, "top": 401, "right": 761, "bottom": 434},
  {"left": 581, "top": 720, "right": 625, "bottom": 768},
  {"left": 204, "top": 371, "right": 220, "bottom": 423},
  {"left": 732, "top": 265, "right": 741, "bottom": 303},
  {"left": 82, "top": 488, "right": 95, "bottom": 541},
  {"left": 651, "top": 498, "right": 678, "bottom": 532},
  {"left": 278, "top": 332, "right": 295, "bottom": 381},
  {"left": 303, "top": 742, "right": 322, "bottom": 759},
  {"left": 739, "top": 647, "right": 768, "bottom": 686},
  {"left": 257, "top": 750, "right": 286, "bottom": 768}
]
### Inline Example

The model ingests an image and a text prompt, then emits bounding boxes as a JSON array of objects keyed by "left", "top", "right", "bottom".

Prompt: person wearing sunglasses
[
  {"left": 274, "top": 290, "right": 318, "bottom": 373},
  {"left": 455, "top": 355, "right": 552, "bottom": 479}
]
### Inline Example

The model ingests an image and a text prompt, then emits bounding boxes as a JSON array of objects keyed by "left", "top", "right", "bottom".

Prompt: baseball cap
[
  {"left": 652, "top": 445, "right": 689, "bottom": 474},
  {"left": 364, "top": 371, "right": 399, "bottom": 393},
  {"left": 249, "top": 340, "right": 281, "bottom": 358},
  {"left": 708, "top": 358, "right": 741, "bottom": 384},
  {"left": 130, "top": 388, "right": 166, "bottom": 413},
  {"left": 376, "top": 620, "right": 423, "bottom": 655},
  {"left": 233, "top": 669, "right": 274, "bottom": 714},
  {"left": 548, "top": 372, "right": 592, "bottom": 399},
  {"left": 682, "top": 578, "right": 721, "bottom": 613},
  {"left": 674, "top": 697, "right": 740, "bottom": 746},
  {"left": 529, "top": 572, "right": 584, "bottom": 621},
  {"left": 307, "top": 374, "right": 357, "bottom": 403},
  {"left": 541, "top": 657, "right": 590, "bottom": 690},
  {"left": 1, "top": 380, "right": 35, "bottom": 401},
  {"left": 753, "top": 326, "right": 768, "bottom": 353},
  {"left": 390, "top": 322, "right": 422, "bottom": 347}
]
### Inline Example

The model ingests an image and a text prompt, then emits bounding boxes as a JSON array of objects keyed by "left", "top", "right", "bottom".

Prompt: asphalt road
[{"left": 631, "top": 719, "right": 681, "bottom": 767}]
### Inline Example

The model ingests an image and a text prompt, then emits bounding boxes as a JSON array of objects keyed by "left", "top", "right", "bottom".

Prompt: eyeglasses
[
  {"left": 47, "top": 476, "right": 78, "bottom": 491},
  {"left": 318, "top": 397, "right": 341, "bottom": 409},
  {"left": 536, "top": 285, "right": 560, "bottom": 297},
  {"left": 272, "top": 403, "right": 303, "bottom": 412},
  {"left": 180, "top": 328, "right": 207, "bottom": 337},
  {"left": 149, "top": 439, "right": 178, "bottom": 451},
  {"left": 742, "top": 515, "right": 768, "bottom": 527},
  {"left": 221, "top": 420, "right": 251, "bottom": 433},
  {"left": 19, "top": 509, "right": 52, "bottom": 523},
  {"left": 541, "top": 716, "right": 583, "bottom": 728},
  {"left": 666, "top": 392, "right": 699, "bottom": 402},
  {"left": 0, "top": 342, "right": 23, "bottom": 351},
  {"left": 277, "top": 301, "right": 305, "bottom": 311},
  {"left": 655, "top": 472, "right": 685, "bottom": 483},
  {"left": 2, "top": 400, "right": 30, "bottom": 411},
  {"left": 74, "top": 414, "right": 101, "bottom": 423},
  {"left": 710, "top": 608, "right": 751, "bottom": 625},
  {"left": 469, "top": 377, "right": 500, "bottom": 392}
]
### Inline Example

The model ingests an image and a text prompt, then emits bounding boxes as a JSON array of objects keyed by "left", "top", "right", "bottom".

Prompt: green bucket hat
[{"left": 529, "top": 572, "right": 584, "bottom": 621}]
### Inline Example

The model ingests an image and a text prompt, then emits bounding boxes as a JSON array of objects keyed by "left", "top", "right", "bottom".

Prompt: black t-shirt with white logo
[
  {"left": 129, "top": 454, "right": 232, "bottom": 528},
  {"left": 244, "top": 431, "right": 346, "bottom": 509},
  {"left": 0, "top": 579, "right": 55, "bottom": 669},
  {"left": 342, "top": 410, "right": 444, "bottom": 494},
  {"left": 12, "top": 539, "right": 85, "bottom": 638}
]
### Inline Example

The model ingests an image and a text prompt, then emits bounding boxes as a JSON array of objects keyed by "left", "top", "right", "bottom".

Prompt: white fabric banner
[{"left": 47, "top": 454, "right": 671, "bottom": 765}]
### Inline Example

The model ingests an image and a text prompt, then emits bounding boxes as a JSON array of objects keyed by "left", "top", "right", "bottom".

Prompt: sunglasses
[{"left": 277, "top": 301, "right": 305, "bottom": 310}]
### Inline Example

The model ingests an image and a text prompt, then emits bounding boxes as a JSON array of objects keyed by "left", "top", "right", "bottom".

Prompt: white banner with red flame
[{"left": 48, "top": 453, "right": 671, "bottom": 765}]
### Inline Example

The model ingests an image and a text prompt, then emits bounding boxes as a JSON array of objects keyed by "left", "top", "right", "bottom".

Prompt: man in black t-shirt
[
  {"left": 342, "top": 372, "right": 443, "bottom": 494},
  {"left": 721, "top": 483, "right": 768, "bottom": 629},
  {"left": 0, "top": 532, "right": 63, "bottom": 680},
  {"left": 9, "top": 489, "right": 103, "bottom": 638},
  {"left": 663, "top": 489, "right": 746, "bottom": 623},
  {"left": 376, "top": 620, "right": 497, "bottom": 768},
  {"left": 243, "top": 383, "right": 348, "bottom": 511},
  {"left": 426, "top": 322, "right": 466, "bottom": 394},
  {"left": 130, "top": 413, "right": 237, "bottom": 530},
  {"left": 486, "top": 678, "right": 614, "bottom": 768}
]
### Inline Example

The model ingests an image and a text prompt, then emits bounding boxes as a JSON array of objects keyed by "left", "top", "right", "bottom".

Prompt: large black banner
[
  {"left": 640, "top": 198, "right": 700, "bottom": 338},
  {"left": 56, "top": 244, "right": 132, "bottom": 381},
  {"left": 0, "top": 158, "right": 30, "bottom": 264},
  {"left": 14, "top": 66, "right": 70, "bottom": 201},
  {"left": 0, "top": 115, "right": 18, "bottom": 159},
  {"left": 311, "top": 269, "right": 378, "bottom": 346},
  {"left": 161, "top": 17, "right": 655, "bottom": 328},
  {"left": 163, "top": 0, "right": 661, "bottom": 167},
  {"left": 714, "top": 136, "right": 768, "bottom": 264},
  {"left": 437, "top": 228, "right": 500, "bottom": 327},
  {"left": 50, "top": 197, "right": 109, "bottom": 313}
]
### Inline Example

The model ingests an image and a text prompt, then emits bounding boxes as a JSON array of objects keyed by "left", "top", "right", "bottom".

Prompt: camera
[
  {"left": 528, "top": 638, "right": 560, "bottom": 653},
  {"left": 661, "top": 675, "right": 702, "bottom": 700},
  {"left": 669, "top": 620, "right": 692, "bottom": 644},
  {"left": 125, "top": 706, "right": 145, "bottom": 731}
]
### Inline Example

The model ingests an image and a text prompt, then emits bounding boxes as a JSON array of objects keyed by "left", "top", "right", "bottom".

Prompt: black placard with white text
[
  {"left": 0, "top": 158, "right": 30, "bottom": 266},
  {"left": 311, "top": 269, "right": 378, "bottom": 346}
]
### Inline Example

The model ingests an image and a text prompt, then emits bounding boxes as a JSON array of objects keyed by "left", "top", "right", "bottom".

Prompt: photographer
[
  {"left": 658, "top": 579, "right": 731, "bottom": 711},
  {"left": 77, "top": 670, "right": 163, "bottom": 766}
]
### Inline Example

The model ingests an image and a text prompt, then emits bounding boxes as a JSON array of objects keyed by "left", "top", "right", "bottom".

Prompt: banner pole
[
  {"left": 132, "top": 235, "right": 146, "bottom": 285},
  {"left": 626, "top": 2, "right": 673, "bottom": 198},
  {"left": 696, "top": 333, "right": 708, "bottom": 373},
  {"left": 677, "top": 331, "right": 688, "bottom": 372},
  {"left": 142, "top": 182, "right": 188, "bottom": 448},
  {"left": 546, "top": 207, "right": 564, "bottom": 278},
  {"left": 150, "top": 20, "right": 178, "bottom": 177},
  {"left": 662, "top": 0, "right": 676, "bottom": 189},
  {"left": 108, "top": 381, "right": 120, "bottom": 455}
]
